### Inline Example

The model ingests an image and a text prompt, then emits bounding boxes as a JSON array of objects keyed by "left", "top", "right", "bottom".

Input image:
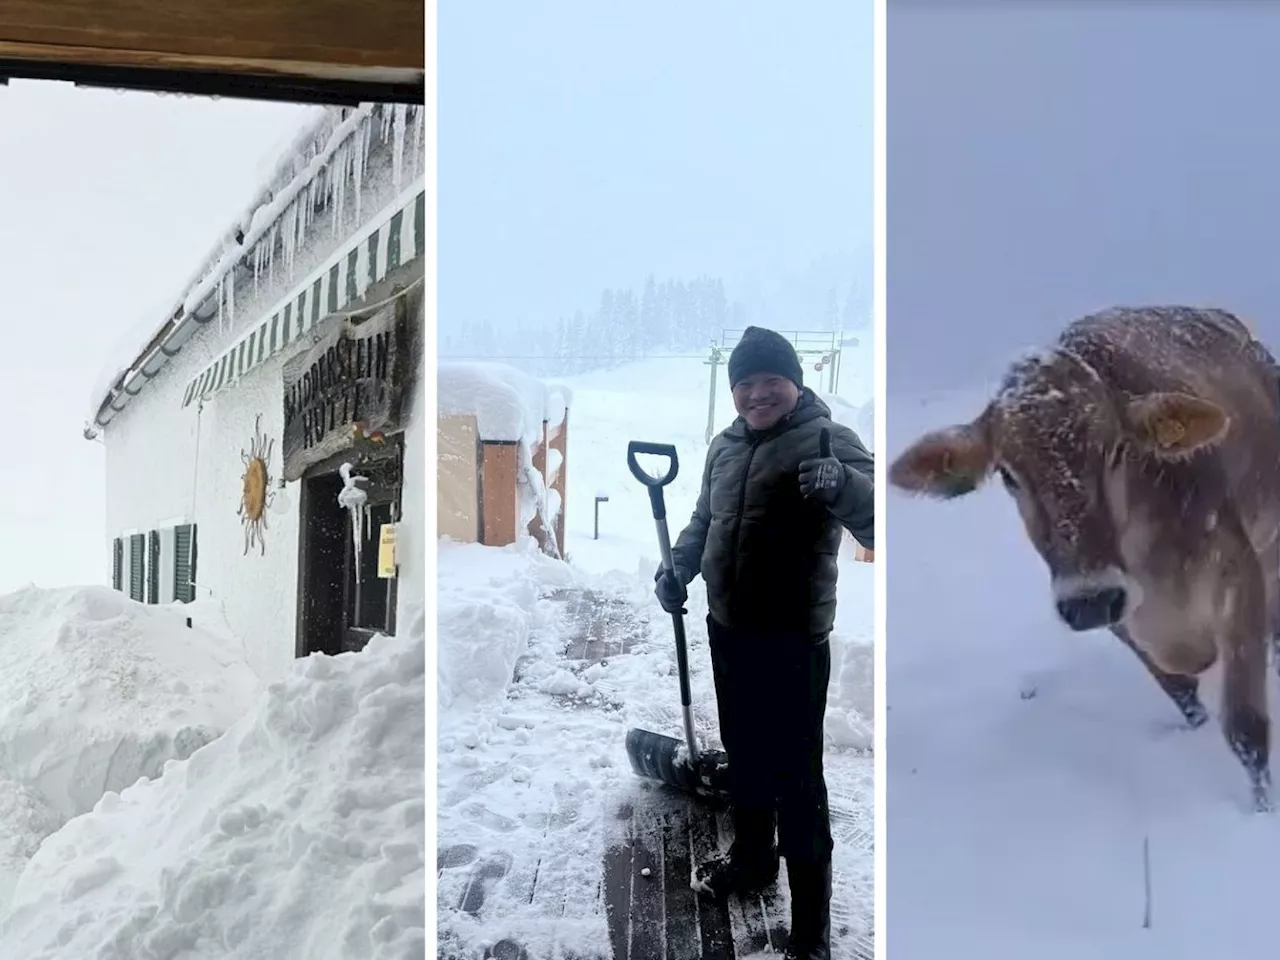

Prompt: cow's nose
[{"left": 1056, "top": 586, "right": 1127, "bottom": 631}]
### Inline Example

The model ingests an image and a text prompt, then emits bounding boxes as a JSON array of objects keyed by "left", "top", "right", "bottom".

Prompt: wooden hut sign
[{"left": 281, "top": 299, "right": 407, "bottom": 481}]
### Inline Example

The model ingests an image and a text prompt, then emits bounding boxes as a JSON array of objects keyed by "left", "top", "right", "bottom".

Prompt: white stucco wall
[
  {"left": 103, "top": 112, "right": 425, "bottom": 683},
  {"left": 394, "top": 297, "right": 427, "bottom": 631}
]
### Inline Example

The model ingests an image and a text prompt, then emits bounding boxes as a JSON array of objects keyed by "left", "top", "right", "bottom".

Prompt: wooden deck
[
  {"left": 603, "top": 781, "right": 791, "bottom": 960},
  {"left": 438, "top": 586, "right": 873, "bottom": 959}
]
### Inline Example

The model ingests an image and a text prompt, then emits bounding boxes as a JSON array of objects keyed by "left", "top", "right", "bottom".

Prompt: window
[
  {"left": 128, "top": 534, "right": 145, "bottom": 602},
  {"left": 112, "top": 538, "right": 123, "bottom": 592},
  {"left": 174, "top": 523, "right": 197, "bottom": 604},
  {"left": 146, "top": 531, "right": 160, "bottom": 604}
]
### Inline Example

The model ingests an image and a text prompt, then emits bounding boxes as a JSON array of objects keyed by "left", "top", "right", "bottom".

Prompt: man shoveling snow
[{"left": 654, "top": 326, "right": 875, "bottom": 960}]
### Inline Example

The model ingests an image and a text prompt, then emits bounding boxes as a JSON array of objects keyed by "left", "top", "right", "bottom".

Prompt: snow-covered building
[
  {"left": 437, "top": 362, "right": 570, "bottom": 557},
  {"left": 88, "top": 104, "right": 428, "bottom": 682}
]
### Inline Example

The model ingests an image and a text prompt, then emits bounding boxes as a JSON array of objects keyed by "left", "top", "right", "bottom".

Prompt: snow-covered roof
[
  {"left": 86, "top": 102, "right": 425, "bottom": 437},
  {"left": 438, "top": 362, "right": 573, "bottom": 444}
]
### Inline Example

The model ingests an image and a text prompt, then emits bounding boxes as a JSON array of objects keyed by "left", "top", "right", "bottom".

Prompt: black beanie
[{"left": 728, "top": 326, "right": 804, "bottom": 388}]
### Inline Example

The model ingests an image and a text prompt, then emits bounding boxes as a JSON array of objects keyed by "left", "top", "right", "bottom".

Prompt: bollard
[{"left": 594, "top": 495, "right": 609, "bottom": 540}]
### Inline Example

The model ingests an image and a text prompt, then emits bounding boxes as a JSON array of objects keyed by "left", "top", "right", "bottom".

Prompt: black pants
[{"left": 707, "top": 615, "right": 834, "bottom": 866}]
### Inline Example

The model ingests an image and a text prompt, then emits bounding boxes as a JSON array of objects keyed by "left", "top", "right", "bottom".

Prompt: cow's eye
[{"left": 997, "top": 466, "right": 1019, "bottom": 490}]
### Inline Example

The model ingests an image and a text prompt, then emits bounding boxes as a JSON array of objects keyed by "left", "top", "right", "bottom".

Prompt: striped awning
[{"left": 182, "top": 179, "right": 426, "bottom": 409}]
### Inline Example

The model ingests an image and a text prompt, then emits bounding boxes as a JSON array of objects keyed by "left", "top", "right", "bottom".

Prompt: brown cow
[{"left": 890, "top": 306, "right": 1280, "bottom": 811}]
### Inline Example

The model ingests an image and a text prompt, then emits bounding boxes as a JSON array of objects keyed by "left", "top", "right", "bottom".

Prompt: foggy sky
[
  {"left": 440, "top": 0, "right": 872, "bottom": 333},
  {"left": 888, "top": 1, "right": 1280, "bottom": 394},
  {"left": 0, "top": 81, "right": 314, "bottom": 592}
]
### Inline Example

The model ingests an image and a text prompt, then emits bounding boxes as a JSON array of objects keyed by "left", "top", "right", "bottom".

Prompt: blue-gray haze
[
  {"left": 440, "top": 1, "right": 872, "bottom": 346},
  {"left": 889, "top": 0, "right": 1280, "bottom": 394}
]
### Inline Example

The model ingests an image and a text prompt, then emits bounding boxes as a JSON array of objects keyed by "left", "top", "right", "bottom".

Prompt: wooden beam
[{"left": 0, "top": 0, "right": 423, "bottom": 104}]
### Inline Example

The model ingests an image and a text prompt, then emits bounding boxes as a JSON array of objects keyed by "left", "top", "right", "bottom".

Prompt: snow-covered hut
[
  {"left": 437, "top": 362, "right": 570, "bottom": 557},
  {"left": 87, "top": 104, "right": 428, "bottom": 682}
]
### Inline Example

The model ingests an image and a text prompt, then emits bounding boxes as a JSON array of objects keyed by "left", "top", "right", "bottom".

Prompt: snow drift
[
  {"left": 0, "top": 586, "right": 260, "bottom": 909},
  {"left": 0, "top": 607, "right": 426, "bottom": 960},
  {"left": 0, "top": 587, "right": 259, "bottom": 824},
  {"left": 437, "top": 539, "right": 575, "bottom": 711}
]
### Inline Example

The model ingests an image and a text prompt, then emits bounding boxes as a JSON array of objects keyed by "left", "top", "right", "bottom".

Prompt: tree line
[{"left": 440, "top": 271, "right": 867, "bottom": 379}]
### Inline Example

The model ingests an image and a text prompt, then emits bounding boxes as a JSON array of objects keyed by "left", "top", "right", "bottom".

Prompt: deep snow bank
[
  {"left": 0, "top": 586, "right": 259, "bottom": 825},
  {"left": 437, "top": 538, "right": 576, "bottom": 711},
  {"left": 0, "top": 607, "right": 425, "bottom": 960}
]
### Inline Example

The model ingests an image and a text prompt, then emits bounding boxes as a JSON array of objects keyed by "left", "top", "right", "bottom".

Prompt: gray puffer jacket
[{"left": 671, "top": 390, "right": 874, "bottom": 639}]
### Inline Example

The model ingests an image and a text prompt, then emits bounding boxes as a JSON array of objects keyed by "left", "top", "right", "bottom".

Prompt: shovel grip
[
  {"left": 628, "top": 441, "right": 680, "bottom": 522},
  {"left": 627, "top": 442, "right": 679, "bottom": 488}
]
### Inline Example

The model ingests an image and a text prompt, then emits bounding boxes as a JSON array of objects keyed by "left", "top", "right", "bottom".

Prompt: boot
[
  {"left": 691, "top": 849, "right": 779, "bottom": 899},
  {"left": 783, "top": 861, "right": 832, "bottom": 960},
  {"left": 691, "top": 807, "right": 778, "bottom": 900}
]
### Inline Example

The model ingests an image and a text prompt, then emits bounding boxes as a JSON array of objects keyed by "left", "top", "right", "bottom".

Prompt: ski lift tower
[{"left": 703, "top": 329, "right": 845, "bottom": 444}]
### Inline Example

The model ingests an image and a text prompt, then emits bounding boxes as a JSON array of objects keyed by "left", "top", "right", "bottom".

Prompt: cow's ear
[
  {"left": 1123, "top": 392, "right": 1230, "bottom": 459},
  {"left": 890, "top": 409, "right": 995, "bottom": 499}
]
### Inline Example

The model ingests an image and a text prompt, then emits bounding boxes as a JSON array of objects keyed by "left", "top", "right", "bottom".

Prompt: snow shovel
[{"left": 623, "top": 440, "right": 731, "bottom": 803}]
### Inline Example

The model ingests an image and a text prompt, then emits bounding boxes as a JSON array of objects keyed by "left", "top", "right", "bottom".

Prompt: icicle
[
  {"left": 226, "top": 267, "right": 236, "bottom": 329},
  {"left": 296, "top": 196, "right": 306, "bottom": 268},
  {"left": 352, "top": 128, "right": 365, "bottom": 224},
  {"left": 392, "top": 104, "right": 408, "bottom": 194},
  {"left": 411, "top": 106, "right": 423, "bottom": 180},
  {"left": 381, "top": 104, "right": 394, "bottom": 141},
  {"left": 333, "top": 141, "right": 350, "bottom": 236},
  {"left": 282, "top": 201, "right": 299, "bottom": 277},
  {"left": 337, "top": 462, "right": 371, "bottom": 581}
]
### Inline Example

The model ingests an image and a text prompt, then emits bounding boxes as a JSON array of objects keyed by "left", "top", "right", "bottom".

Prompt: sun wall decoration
[{"left": 238, "top": 415, "right": 276, "bottom": 556}]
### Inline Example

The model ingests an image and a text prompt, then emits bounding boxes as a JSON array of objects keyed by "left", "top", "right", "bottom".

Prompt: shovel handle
[
  {"left": 627, "top": 441, "right": 680, "bottom": 523},
  {"left": 628, "top": 440, "right": 699, "bottom": 762},
  {"left": 627, "top": 441, "right": 679, "bottom": 488}
]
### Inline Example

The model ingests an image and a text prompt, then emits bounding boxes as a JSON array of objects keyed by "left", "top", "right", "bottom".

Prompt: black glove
[
  {"left": 798, "top": 428, "right": 847, "bottom": 503},
  {"left": 654, "top": 564, "right": 689, "bottom": 614}
]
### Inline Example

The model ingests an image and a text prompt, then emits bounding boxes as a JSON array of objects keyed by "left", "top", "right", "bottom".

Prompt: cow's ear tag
[
  {"left": 1153, "top": 417, "right": 1187, "bottom": 449},
  {"left": 1127, "top": 392, "right": 1229, "bottom": 458}
]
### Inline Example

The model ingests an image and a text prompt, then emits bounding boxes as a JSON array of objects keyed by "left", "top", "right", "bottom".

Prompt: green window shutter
[
  {"left": 128, "top": 534, "right": 145, "bottom": 602},
  {"left": 174, "top": 524, "right": 198, "bottom": 604},
  {"left": 112, "top": 538, "right": 123, "bottom": 592},
  {"left": 147, "top": 531, "right": 160, "bottom": 604}
]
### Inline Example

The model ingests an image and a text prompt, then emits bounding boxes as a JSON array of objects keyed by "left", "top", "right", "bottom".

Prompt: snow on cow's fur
[{"left": 891, "top": 306, "right": 1280, "bottom": 811}]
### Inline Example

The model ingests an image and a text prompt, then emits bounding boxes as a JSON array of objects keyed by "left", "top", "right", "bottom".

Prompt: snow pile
[
  {"left": 0, "top": 615, "right": 425, "bottom": 960},
  {"left": 437, "top": 539, "right": 575, "bottom": 711},
  {"left": 0, "top": 586, "right": 260, "bottom": 908},
  {"left": 0, "top": 586, "right": 258, "bottom": 820},
  {"left": 818, "top": 390, "right": 875, "bottom": 453},
  {"left": 0, "top": 775, "right": 61, "bottom": 910}
]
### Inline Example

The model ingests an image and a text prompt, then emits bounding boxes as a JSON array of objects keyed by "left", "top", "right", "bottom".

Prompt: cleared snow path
[{"left": 438, "top": 355, "right": 875, "bottom": 959}]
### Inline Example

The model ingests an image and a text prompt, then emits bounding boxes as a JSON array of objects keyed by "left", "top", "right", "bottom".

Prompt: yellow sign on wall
[{"left": 378, "top": 523, "right": 398, "bottom": 578}]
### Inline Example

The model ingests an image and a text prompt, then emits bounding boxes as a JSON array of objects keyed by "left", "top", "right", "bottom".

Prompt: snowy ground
[
  {"left": 0, "top": 587, "right": 259, "bottom": 910},
  {"left": 0, "top": 588, "right": 425, "bottom": 960},
  {"left": 438, "top": 357, "right": 875, "bottom": 958},
  {"left": 887, "top": 384, "right": 1280, "bottom": 958}
]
